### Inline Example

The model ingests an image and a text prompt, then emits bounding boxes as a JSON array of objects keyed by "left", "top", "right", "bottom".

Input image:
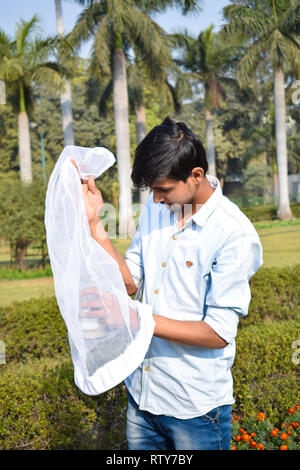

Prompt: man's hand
[
  {"left": 79, "top": 286, "right": 139, "bottom": 331},
  {"left": 71, "top": 159, "right": 104, "bottom": 233}
]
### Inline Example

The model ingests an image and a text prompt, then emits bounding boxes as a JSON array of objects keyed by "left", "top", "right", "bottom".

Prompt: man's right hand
[{"left": 71, "top": 158, "right": 104, "bottom": 234}]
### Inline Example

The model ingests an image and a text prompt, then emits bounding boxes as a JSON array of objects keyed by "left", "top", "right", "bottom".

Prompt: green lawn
[
  {"left": 255, "top": 220, "right": 300, "bottom": 268},
  {"left": 0, "top": 220, "right": 299, "bottom": 306},
  {"left": 0, "top": 277, "right": 55, "bottom": 306}
]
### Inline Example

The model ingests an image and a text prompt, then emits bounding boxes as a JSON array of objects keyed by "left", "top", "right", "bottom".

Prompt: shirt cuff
[
  {"left": 125, "top": 258, "right": 143, "bottom": 288},
  {"left": 203, "top": 306, "right": 239, "bottom": 345}
]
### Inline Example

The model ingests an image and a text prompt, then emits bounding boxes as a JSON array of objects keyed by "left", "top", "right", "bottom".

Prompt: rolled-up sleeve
[
  {"left": 203, "top": 230, "right": 263, "bottom": 344},
  {"left": 125, "top": 223, "right": 144, "bottom": 289}
]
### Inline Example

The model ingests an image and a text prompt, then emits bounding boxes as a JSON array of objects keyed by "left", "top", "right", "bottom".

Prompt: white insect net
[{"left": 45, "top": 145, "right": 154, "bottom": 395}]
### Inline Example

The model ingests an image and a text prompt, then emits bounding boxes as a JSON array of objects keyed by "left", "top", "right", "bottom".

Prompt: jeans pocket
[{"left": 201, "top": 406, "right": 220, "bottom": 424}]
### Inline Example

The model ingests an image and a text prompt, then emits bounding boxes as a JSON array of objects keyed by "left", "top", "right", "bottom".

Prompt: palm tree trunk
[
  {"left": 274, "top": 66, "right": 291, "bottom": 219},
  {"left": 273, "top": 155, "right": 279, "bottom": 205},
  {"left": 54, "top": 0, "right": 74, "bottom": 146},
  {"left": 18, "top": 83, "right": 32, "bottom": 184},
  {"left": 205, "top": 108, "right": 216, "bottom": 177},
  {"left": 113, "top": 45, "right": 135, "bottom": 237},
  {"left": 135, "top": 103, "right": 150, "bottom": 206}
]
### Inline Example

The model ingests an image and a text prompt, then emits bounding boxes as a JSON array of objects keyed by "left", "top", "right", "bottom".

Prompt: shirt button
[
  {"left": 145, "top": 366, "right": 149, "bottom": 372},
  {"left": 154, "top": 289, "right": 159, "bottom": 294},
  {"left": 162, "top": 262, "right": 167, "bottom": 267}
]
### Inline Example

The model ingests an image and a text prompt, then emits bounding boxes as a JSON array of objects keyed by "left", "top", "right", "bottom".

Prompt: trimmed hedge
[
  {"left": 0, "top": 358, "right": 127, "bottom": 450},
  {"left": 232, "top": 320, "right": 299, "bottom": 423},
  {"left": 0, "top": 297, "right": 69, "bottom": 363},
  {"left": 245, "top": 264, "right": 300, "bottom": 327},
  {"left": 0, "top": 320, "right": 298, "bottom": 449},
  {"left": 241, "top": 203, "right": 300, "bottom": 222},
  {"left": 1, "top": 265, "right": 299, "bottom": 363},
  {"left": 0, "top": 265, "right": 299, "bottom": 449}
]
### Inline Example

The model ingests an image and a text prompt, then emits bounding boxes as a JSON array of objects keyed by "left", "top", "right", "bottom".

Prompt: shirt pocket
[{"left": 166, "top": 246, "right": 207, "bottom": 316}]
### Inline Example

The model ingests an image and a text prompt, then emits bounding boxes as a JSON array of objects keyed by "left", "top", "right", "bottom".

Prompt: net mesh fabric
[{"left": 44, "top": 145, "right": 154, "bottom": 395}]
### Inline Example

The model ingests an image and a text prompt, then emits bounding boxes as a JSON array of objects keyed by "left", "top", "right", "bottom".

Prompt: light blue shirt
[{"left": 124, "top": 175, "right": 263, "bottom": 419}]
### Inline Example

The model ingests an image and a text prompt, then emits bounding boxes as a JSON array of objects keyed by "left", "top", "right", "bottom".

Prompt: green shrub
[
  {"left": 1, "top": 265, "right": 299, "bottom": 362},
  {"left": 0, "top": 358, "right": 127, "bottom": 450},
  {"left": 0, "top": 296, "right": 69, "bottom": 363},
  {"left": 244, "top": 265, "right": 300, "bottom": 328},
  {"left": 241, "top": 203, "right": 300, "bottom": 222},
  {"left": 232, "top": 320, "right": 299, "bottom": 423},
  {"left": 0, "top": 320, "right": 298, "bottom": 449},
  {"left": 0, "top": 265, "right": 52, "bottom": 280}
]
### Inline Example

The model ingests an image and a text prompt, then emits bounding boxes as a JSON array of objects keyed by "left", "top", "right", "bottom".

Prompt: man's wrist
[{"left": 89, "top": 217, "right": 107, "bottom": 240}]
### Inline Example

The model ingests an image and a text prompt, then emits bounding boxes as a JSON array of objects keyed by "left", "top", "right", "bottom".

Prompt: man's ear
[{"left": 191, "top": 167, "right": 204, "bottom": 183}]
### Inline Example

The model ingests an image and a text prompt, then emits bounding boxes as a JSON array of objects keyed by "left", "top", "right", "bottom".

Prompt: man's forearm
[
  {"left": 153, "top": 314, "right": 228, "bottom": 348},
  {"left": 90, "top": 218, "right": 138, "bottom": 296}
]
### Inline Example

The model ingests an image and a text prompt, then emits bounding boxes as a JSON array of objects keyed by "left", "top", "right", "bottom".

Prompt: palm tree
[
  {"left": 54, "top": 0, "right": 75, "bottom": 146},
  {"left": 175, "top": 25, "right": 242, "bottom": 177},
  {"left": 69, "top": 0, "right": 181, "bottom": 236},
  {"left": 128, "top": 59, "right": 193, "bottom": 204},
  {"left": 0, "top": 16, "right": 68, "bottom": 184},
  {"left": 223, "top": 0, "right": 300, "bottom": 220}
]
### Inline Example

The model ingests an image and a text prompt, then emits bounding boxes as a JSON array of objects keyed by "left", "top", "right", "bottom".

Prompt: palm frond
[
  {"left": 93, "top": 15, "right": 111, "bottom": 75},
  {"left": 30, "top": 62, "right": 69, "bottom": 90},
  {"left": 223, "top": 4, "right": 273, "bottom": 38},
  {"left": 237, "top": 35, "right": 270, "bottom": 86},
  {"left": 0, "top": 30, "right": 13, "bottom": 58},
  {"left": 136, "top": 0, "right": 202, "bottom": 15},
  {"left": 67, "top": 2, "right": 106, "bottom": 48},
  {"left": 15, "top": 15, "right": 40, "bottom": 55},
  {"left": 126, "top": 9, "right": 173, "bottom": 81},
  {"left": 279, "top": 1, "right": 300, "bottom": 37},
  {"left": 0, "top": 57, "right": 23, "bottom": 81}
]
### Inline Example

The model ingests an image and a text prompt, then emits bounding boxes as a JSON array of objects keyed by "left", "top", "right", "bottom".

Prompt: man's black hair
[{"left": 131, "top": 116, "right": 208, "bottom": 188}]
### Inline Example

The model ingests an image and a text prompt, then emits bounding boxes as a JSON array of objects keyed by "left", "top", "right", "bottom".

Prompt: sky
[{"left": 0, "top": 0, "right": 230, "bottom": 57}]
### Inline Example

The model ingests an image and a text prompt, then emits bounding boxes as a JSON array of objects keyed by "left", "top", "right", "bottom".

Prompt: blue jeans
[{"left": 126, "top": 393, "right": 232, "bottom": 450}]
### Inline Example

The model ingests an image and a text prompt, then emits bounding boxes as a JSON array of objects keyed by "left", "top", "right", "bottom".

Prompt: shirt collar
[{"left": 191, "top": 174, "right": 223, "bottom": 227}]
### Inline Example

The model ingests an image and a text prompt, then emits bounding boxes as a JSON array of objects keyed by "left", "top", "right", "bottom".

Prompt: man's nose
[{"left": 153, "top": 192, "right": 164, "bottom": 204}]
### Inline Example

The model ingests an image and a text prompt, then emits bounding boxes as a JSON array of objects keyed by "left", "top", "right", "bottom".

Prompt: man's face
[{"left": 150, "top": 177, "right": 196, "bottom": 209}]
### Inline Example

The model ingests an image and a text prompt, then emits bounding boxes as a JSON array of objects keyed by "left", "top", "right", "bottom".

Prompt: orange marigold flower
[
  {"left": 280, "top": 433, "right": 288, "bottom": 440},
  {"left": 257, "top": 412, "right": 265, "bottom": 422},
  {"left": 287, "top": 431, "right": 292, "bottom": 436},
  {"left": 270, "top": 429, "right": 278, "bottom": 437},
  {"left": 293, "top": 422, "right": 299, "bottom": 428},
  {"left": 242, "top": 433, "right": 251, "bottom": 442},
  {"left": 297, "top": 436, "right": 300, "bottom": 441},
  {"left": 239, "top": 428, "right": 245, "bottom": 434},
  {"left": 281, "top": 423, "right": 286, "bottom": 428},
  {"left": 295, "top": 405, "right": 300, "bottom": 410},
  {"left": 288, "top": 425, "right": 293, "bottom": 430},
  {"left": 280, "top": 445, "right": 288, "bottom": 450},
  {"left": 250, "top": 441, "right": 257, "bottom": 448},
  {"left": 234, "top": 435, "right": 242, "bottom": 442},
  {"left": 231, "top": 445, "right": 237, "bottom": 450},
  {"left": 250, "top": 432, "right": 256, "bottom": 438},
  {"left": 257, "top": 444, "right": 265, "bottom": 450},
  {"left": 288, "top": 408, "right": 295, "bottom": 414}
]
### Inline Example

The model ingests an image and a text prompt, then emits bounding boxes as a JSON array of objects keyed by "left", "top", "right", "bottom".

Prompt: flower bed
[{"left": 231, "top": 407, "right": 300, "bottom": 450}]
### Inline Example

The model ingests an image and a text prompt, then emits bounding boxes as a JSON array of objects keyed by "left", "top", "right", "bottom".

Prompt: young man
[{"left": 76, "top": 117, "right": 263, "bottom": 450}]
